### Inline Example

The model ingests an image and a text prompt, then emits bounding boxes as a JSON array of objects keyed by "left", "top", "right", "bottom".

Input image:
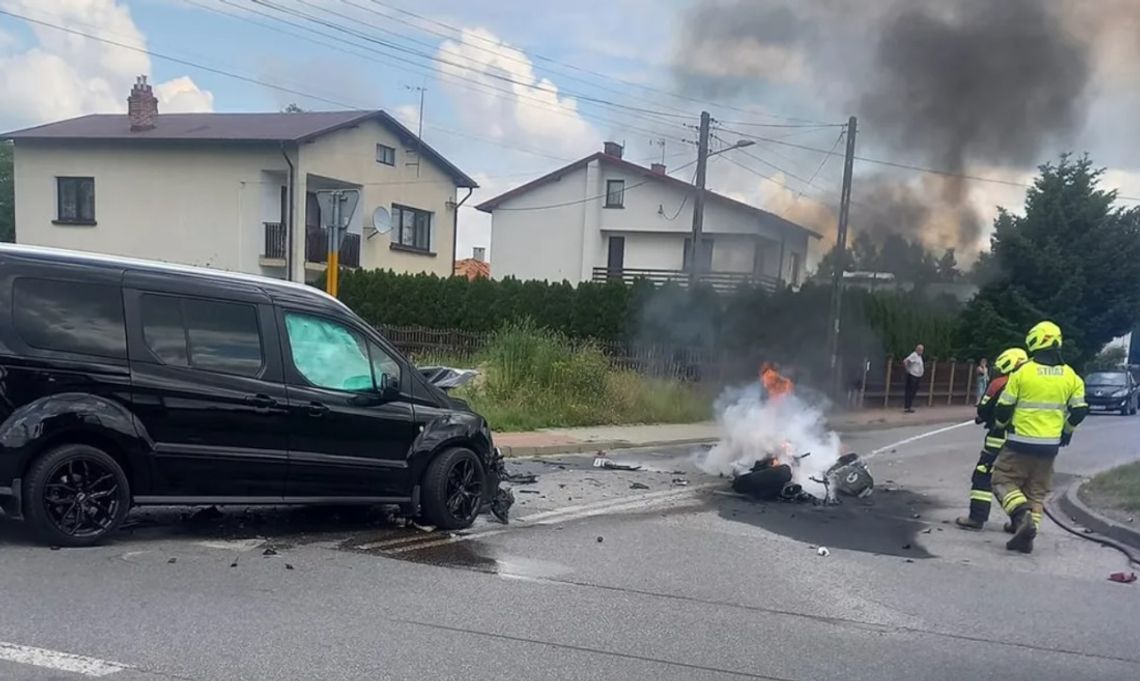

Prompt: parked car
[
  {"left": 0, "top": 244, "right": 508, "bottom": 546},
  {"left": 1084, "top": 369, "right": 1139, "bottom": 415}
]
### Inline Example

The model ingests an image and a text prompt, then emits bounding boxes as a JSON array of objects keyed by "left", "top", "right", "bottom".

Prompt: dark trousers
[
  {"left": 967, "top": 432, "right": 1005, "bottom": 522},
  {"left": 904, "top": 374, "right": 920, "bottom": 410}
]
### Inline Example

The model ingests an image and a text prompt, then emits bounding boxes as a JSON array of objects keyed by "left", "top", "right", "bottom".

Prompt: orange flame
[{"left": 760, "top": 362, "right": 794, "bottom": 400}]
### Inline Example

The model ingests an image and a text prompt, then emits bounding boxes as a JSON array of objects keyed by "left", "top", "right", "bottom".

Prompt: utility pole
[
  {"left": 826, "top": 116, "right": 858, "bottom": 396},
  {"left": 406, "top": 85, "right": 427, "bottom": 178},
  {"left": 688, "top": 110, "right": 711, "bottom": 286},
  {"left": 652, "top": 137, "right": 666, "bottom": 164}
]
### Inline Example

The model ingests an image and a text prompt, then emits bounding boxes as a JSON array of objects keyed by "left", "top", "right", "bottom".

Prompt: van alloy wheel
[
  {"left": 42, "top": 457, "right": 124, "bottom": 539},
  {"left": 445, "top": 457, "right": 483, "bottom": 521}
]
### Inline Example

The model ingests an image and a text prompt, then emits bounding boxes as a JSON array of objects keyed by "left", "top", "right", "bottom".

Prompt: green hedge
[{"left": 337, "top": 270, "right": 958, "bottom": 365}]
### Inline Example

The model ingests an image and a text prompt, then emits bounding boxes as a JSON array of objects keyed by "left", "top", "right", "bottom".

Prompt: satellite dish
[{"left": 370, "top": 206, "right": 392, "bottom": 238}]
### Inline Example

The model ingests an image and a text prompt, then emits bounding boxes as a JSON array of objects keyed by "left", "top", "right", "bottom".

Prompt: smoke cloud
[
  {"left": 672, "top": 0, "right": 1128, "bottom": 251},
  {"left": 697, "top": 384, "right": 841, "bottom": 498}
]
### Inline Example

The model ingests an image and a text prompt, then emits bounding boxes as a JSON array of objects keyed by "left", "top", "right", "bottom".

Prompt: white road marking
[
  {"left": 865, "top": 420, "right": 975, "bottom": 459},
  {"left": 0, "top": 641, "right": 129, "bottom": 677}
]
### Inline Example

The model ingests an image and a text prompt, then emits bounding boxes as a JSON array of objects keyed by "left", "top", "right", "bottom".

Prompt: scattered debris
[
  {"left": 672, "top": 478, "right": 689, "bottom": 487},
  {"left": 502, "top": 472, "right": 538, "bottom": 484},
  {"left": 593, "top": 453, "right": 641, "bottom": 471},
  {"left": 670, "top": 470, "right": 686, "bottom": 475},
  {"left": 630, "top": 482, "right": 650, "bottom": 490},
  {"left": 229, "top": 559, "right": 238, "bottom": 568},
  {"left": 902, "top": 544, "right": 913, "bottom": 550},
  {"left": 262, "top": 548, "right": 278, "bottom": 556},
  {"left": 1108, "top": 572, "right": 1137, "bottom": 584},
  {"left": 491, "top": 488, "right": 514, "bottom": 524},
  {"left": 596, "top": 536, "right": 604, "bottom": 543},
  {"left": 1083, "top": 528, "right": 1095, "bottom": 534},
  {"left": 188, "top": 506, "right": 224, "bottom": 524},
  {"left": 49, "top": 546, "right": 60, "bottom": 551},
  {"left": 285, "top": 563, "right": 295, "bottom": 571},
  {"left": 167, "top": 557, "right": 177, "bottom": 564},
  {"left": 817, "top": 547, "right": 830, "bottom": 557},
  {"left": 905, "top": 558, "right": 914, "bottom": 563},
  {"left": 518, "top": 489, "right": 541, "bottom": 495},
  {"left": 921, "top": 528, "right": 932, "bottom": 534},
  {"left": 412, "top": 522, "right": 436, "bottom": 533}
]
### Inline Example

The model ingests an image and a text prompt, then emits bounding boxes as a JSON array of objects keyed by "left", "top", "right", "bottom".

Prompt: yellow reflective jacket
[{"left": 996, "top": 359, "right": 1086, "bottom": 456}]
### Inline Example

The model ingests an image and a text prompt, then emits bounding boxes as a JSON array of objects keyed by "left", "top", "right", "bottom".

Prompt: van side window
[
  {"left": 284, "top": 312, "right": 376, "bottom": 391},
  {"left": 13, "top": 277, "right": 126, "bottom": 359},
  {"left": 140, "top": 294, "right": 263, "bottom": 376}
]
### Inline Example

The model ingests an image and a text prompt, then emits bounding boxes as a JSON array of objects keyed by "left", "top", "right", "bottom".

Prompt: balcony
[
  {"left": 592, "top": 267, "right": 780, "bottom": 293},
  {"left": 262, "top": 222, "right": 360, "bottom": 269}
]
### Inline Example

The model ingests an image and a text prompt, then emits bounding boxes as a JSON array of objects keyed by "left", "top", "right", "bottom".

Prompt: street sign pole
[{"left": 327, "top": 192, "right": 341, "bottom": 297}]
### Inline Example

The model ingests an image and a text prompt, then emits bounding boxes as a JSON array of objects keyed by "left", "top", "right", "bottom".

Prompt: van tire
[
  {"left": 24, "top": 444, "right": 130, "bottom": 547},
  {"left": 420, "top": 448, "right": 485, "bottom": 530}
]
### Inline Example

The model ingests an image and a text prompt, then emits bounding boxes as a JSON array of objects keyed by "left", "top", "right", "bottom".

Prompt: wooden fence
[{"left": 850, "top": 356, "right": 980, "bottom": 408}]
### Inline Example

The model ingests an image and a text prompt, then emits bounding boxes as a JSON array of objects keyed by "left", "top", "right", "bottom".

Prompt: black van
[{"left": 0, "top": 244, "right": 507, "bottom": 546}]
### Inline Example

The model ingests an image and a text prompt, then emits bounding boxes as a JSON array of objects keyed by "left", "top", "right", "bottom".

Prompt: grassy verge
[
  {"left": 1079, "top": 460, "right": 1140, "bottom": 525},
  {"left": 429, "top": 320, "right": 710, "bottom": 432}
]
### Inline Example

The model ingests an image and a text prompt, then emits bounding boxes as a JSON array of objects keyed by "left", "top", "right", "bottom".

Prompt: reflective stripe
[
  {"left": 984, "top": 436, "right": 1005, "bottom": 449},
  {"left": 997, "top": 393, "right": 1018, "bottom": 405},
  {"left": 975, "top": 464, "right": 990, "bottom": 474},
  {"left": 1031, "top": 511, "right": 1042, "bottom": 528},
  {"left": 1001, "top": 490, "right": 1028, "bottom": 513},
  {"left": 1016, "top": 401, "right": 1067, "bottom": 411},
  {"left": 1007, "top": 432, "right": 1061, "bottom": 445},
  {"left": 1069, "top": 397, "right": 1087, "bottom": 407},
  {"left": 970, "top": 490, "right": 993, "bottom": 502}
]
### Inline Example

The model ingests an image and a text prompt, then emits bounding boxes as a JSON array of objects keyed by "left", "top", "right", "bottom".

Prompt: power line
[
  {"left": 490, "top": 159, "right": 699, "bottom": 212},
  {"left": 716, "top": 154, "right": 837, "bottom": 211},
  {"left": 801, "top": 129, "right": 846, "bottom": 196},
  {"left": 719, "top": 126, "right": 1140, "bottom": 202},
  {"left": 357, "top": 0, "right": 833, "bottom": 126},
  {"left": 253, "top": 0, "right": 692, "bottom": 122},
  {"left": 218, "top": 0, "right": 690, "bottom": 143}
]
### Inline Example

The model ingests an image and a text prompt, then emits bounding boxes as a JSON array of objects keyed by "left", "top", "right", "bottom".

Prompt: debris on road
[
  {"left": 817, "top": 547, "right": 830, "bottom": 557},
  {"left": 502, "top": 472, "right": 539, "bottom": 484},
  {"left": 491, "top": 488, "right": 514, "bottom": 524},
  {"left": 629, "top": 482, "right": 650, "bottom": 490},
  {"left": 1108, "top": 572, "right": 1137, "bottom": 584},
  {"left": 187, "top": 506, "right": 224, "bottom": 524},
  {"left": 518, "top": 489, "right": 541, "bottom": 495},
  {"left": 593, "top": 453, "right": 641, "bottom": 471},
  {"left": 285, "top": 563, "right": 295, "bottom": 571},
  {"left": 167, "top": 557, "right": 177, "bottom": 564},
  {"left": 672, "top": 478, "right": 689, "bottom": 486},
  {"left": 596, "top": 536, "right": 604, "bottom": 543},
  {"left": 262, "top": 548, "right": 278, "bottom": 556}
]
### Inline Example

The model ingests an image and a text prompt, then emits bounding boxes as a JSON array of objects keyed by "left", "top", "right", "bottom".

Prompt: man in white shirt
[{"left": 903, "top": 344, "right": 925, "bottom": 413}]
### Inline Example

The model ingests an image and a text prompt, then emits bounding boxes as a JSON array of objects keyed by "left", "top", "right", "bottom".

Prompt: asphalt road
[{"left": 1, "top": 412, "right": 1138, "bottom": 681}]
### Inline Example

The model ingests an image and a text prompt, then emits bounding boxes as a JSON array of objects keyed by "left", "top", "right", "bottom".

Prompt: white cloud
[
  {"left": 436, "top": 27, "right": 598, "bottom": 159},
  {"left": 0, "top": 0, "right": 213, "bottom": 128}
]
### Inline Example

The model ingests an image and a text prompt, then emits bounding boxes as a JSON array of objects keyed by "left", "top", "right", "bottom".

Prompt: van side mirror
[{"left": 378, "top": 373, "right": 400, "bottom": 399}]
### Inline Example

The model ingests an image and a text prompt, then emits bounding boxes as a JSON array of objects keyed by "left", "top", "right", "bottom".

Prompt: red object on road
[{"left": 1107, "top": 572, "right": 1137, "bottom": 584}]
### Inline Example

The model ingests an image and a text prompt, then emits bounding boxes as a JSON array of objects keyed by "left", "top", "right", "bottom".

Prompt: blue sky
[{"left": 3, "top": 0, "right": 1138, "bottom": 263}]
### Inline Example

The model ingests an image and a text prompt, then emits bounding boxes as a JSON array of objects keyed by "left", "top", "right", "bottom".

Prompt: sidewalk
[{"left": 494, "top": 405, "right": 974, "bottom": 457}]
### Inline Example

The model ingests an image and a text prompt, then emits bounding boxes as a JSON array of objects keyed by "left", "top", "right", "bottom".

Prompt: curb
[
  {"left": 1052, "top": 478, "right": 1140, "bottom": 554},
  {"left": 829, "top": 413, "right": 975, "bottom": 433}
]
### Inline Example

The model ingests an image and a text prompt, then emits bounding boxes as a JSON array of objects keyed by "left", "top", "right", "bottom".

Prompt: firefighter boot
[
  {"left": 955, "top": 516, "right": 984, "bottom": 530},
  {"left": 1005, "top": 507, "right": 1036, "bottom": 554}
]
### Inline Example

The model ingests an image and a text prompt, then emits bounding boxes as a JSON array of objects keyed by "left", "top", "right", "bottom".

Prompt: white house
[
  {"left": 478, "top": 142, "right": 819, "bottom": 290},
  {"left": 4, "top": 76, "right": 477, "bottom": 283}
]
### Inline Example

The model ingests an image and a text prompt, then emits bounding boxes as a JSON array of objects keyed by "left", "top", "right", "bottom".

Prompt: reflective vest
[{"left": 997, "top": 360, "right": 1086, "bottom": 451}]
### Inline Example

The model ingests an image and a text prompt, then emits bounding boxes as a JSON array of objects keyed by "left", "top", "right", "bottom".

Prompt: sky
[{"left": 2, "top": 0, "right": 1139, "bottom": 266}]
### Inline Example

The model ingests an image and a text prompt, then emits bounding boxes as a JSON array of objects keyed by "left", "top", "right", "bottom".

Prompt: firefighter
[
  {"left": 955, "top": 347, "right": 1028, "bottom": 531},
  {"left": 991, "top": 321, "right": 1088, "bottom": 554}
]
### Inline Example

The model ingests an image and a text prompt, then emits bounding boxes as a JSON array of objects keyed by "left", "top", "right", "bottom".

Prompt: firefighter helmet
[
  {"left": 1026, "top": 321, "right": 1063, "bottom": 353},
  {"left": 994, "top": 347, "right": 1029, "bottom": 375}
]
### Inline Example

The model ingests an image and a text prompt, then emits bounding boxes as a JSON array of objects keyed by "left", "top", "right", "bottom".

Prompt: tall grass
[{"left": 451, "top": 320, "right": 709, "bottom": 432}]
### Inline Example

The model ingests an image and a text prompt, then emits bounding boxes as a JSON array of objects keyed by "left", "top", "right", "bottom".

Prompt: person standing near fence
[
  {"left": 975, "top": 358, "right": 990, "bottom": 405},
  {"left": 902, "top": 344, "right": 925, "bottom": 413}
]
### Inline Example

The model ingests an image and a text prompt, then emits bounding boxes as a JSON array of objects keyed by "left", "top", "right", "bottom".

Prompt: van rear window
[{"left": 13, "top": 277, "right": 127, "bottom": 359}]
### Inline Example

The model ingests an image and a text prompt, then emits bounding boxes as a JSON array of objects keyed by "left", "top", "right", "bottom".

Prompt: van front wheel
[
  {"left": 420, "top": 448, "right": 484, "bottom": 530},
  {"left": 24, "top": 444, "right": 130, "bottom": 547}
]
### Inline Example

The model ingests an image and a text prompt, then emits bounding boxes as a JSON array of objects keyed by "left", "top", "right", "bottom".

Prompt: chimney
[
  {"left": 650, "top": 162, "right": 667, "bottom": 175},
  {"left": 472, "top": 246, "right": 486, "bottom": 262},
  {"left": 603, "top": 141, "right": 623, "bottom": 159},
  {"left": 128, "top": 75, "right": 158, "bottom": 132}
]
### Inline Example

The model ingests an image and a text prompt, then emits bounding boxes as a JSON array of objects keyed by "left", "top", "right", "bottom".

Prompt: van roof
[{"left": 0, "top": 243, "right": 350, "bottom": 312}]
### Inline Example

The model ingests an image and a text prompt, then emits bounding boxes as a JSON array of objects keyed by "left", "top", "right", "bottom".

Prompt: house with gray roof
[{"left": 3, "top": 76, "right": 477, "bottom": 282}]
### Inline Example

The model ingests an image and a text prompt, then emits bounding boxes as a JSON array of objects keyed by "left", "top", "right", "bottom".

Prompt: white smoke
[{"left": 696, "top": 383, "right": 841, "bottom": 498}]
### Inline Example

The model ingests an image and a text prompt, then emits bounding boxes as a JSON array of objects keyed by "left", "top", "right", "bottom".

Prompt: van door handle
[
  {"left": 307, "top": 401, "right": 329, "bottom": 417},
  {"left": 245, "top": 394, "right": 277, "bottom": 411}
]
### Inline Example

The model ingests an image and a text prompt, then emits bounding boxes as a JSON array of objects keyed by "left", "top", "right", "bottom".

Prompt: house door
[{"left": 607, "top": 236, "right": 625, "bottom": 276}]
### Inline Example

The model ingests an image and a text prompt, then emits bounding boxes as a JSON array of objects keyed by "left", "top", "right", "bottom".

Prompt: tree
[
  {"left": 936, "top": 249, "right": 960, "bottom": 282},
  {"left": 0, "top": 141, "right": 13, "bottom": 242},
  {"left": 282, "top": 103, "right": 305, "bottom": 113},
  {"left": 956, "top": 155, "right": 1140, "bottom": 367}
]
